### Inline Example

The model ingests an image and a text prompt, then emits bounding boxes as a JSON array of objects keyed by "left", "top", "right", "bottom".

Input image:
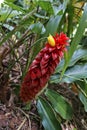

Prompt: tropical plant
[{"left": 0, "top": 0, "right": 87, "bottom": 130}]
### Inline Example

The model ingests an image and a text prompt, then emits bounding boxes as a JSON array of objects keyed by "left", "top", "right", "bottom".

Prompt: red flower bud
[{"left": 20, "top": 33, "right": 69, "bottom": 102}]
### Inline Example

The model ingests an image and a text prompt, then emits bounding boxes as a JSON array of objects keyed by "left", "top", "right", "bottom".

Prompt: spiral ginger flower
[{"left": 20, "top": 33, "right": 69, "bottom": 102}]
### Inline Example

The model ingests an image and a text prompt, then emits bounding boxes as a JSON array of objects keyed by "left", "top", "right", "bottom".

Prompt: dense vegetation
[{"left": 0, "top": 0, "right": 87, "bottom": 130}]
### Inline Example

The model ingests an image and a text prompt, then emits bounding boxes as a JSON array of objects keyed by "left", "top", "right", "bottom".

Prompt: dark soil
[{"left": 0, "top": 83, "right": 87, "bottom": 130}]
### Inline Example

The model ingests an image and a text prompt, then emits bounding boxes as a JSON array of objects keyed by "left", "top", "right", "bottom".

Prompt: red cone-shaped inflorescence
[{"left": 20, "top": 33, "right": 69, "bottom": 102}]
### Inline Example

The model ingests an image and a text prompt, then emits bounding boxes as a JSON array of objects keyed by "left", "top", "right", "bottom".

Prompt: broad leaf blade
[
  {"left": 45, "top": 15, "right": 62, "bottom": 36},
  {"left": 69, "top": 48, "right": 87, "bottom": 66},
  {"left": 51, "top": 63, "right": 87, "bottom": 83},
  {"left": 4, "top": 1, "right": 25, "bottom": 13},
  {"left": 45, "top": 89, "right": 73, "bottom": 120},
  {"left": 69, "top": 3, "right": 87, "bottom": 58},
  {"left": 79, "top": 92, "right": 87, "bottom": 112},
  {"left": 29, "top": 22, "right": 46, "bottom": 34},
  {"left": 55, "top": 47, "right": 87, "bottom": 73},
  {"left": 37, "top": 97, "right": 62, "bottom": 130},
  {"left": 45, "top": 0, "right": 69, "bottom": 36},
  {"left": 36, "top": 1, "right": 54, "bottom": 14},
  {"left": 61, "top": 3, "right": 87, "bottom": 78}
]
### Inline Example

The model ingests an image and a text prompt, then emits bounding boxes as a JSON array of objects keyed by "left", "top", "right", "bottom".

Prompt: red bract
[{"left": 20, "top": 33, "right": 69, "bottom": 102}]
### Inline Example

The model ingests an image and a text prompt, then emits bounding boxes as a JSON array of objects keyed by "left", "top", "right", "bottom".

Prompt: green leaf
[
  {"left": 73, "top": 128, "right": 77, "bottom": 130},
  {"left": 45, "top": 89, "right": 73, "bottom": 120},
  {"left": 53, "top": 4, "right": 64, "bottom": 16},
  {"left": 37, "top": 97, "right": 62, "bottom": 130},
  {"left": 77, "top": 80, "right": 87, "bottom": 95},
  {"left": 0, "top": 25, "right": 22, "bottom": 45},
  {"left": 45, "top": 15, "right": 62, "bottom": 36},
  {"left": 0, "top": 9, "right": 36, "bottom": 45},
  {"left": 5, "top": 0, "right": 15, "bottom": 2},
  {"left": 1, "top": 23, "right": 14, "bottom": 31},
  {"left": 55, "top": 59, "right": 64, "bottom": 73},
  {"left": 44, "top": 0, "right": 69, "bottom": 36},
  {"left": 51, "top": 63, "right": 87, "bottom": 83},
  {"left": 34, "top": 13, "right": 49, "bottom": 20},
  {"left": 67, "top": 1, "right": 74, "bottom": 36},
  {"left": 69, "top": 3, "right": 87, "bottom": 58},
  {"left": 29, "top": 22, "right": 46, "bottom": 34},
  {"left": 0, "top": 10, "right": 22, "bottom": 22},
  {"left": 79, "top": 92, "right": 87, "bottom": 112},
  {"left": 61, "top": 3, "right": 87, "bottom": 78},
  {"left": 69, "top": 48, "right": 87, "bottom": 66},
  {"left": 55, "top": 47, "right": 87, "bottom": 73},
  {"left": 4, "top": 1, "right": 25, "bottom": 13},
  {"left": 36, "top": 1, "right": 54, "bottom": 14}
]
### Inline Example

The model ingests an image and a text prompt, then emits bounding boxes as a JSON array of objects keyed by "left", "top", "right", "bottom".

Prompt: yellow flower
[{"left": 48, "top": 34, "right": 55, "bottom": 47}]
